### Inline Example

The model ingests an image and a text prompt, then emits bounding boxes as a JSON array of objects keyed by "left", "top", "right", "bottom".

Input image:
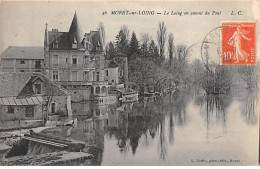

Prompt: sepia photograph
[{"left": 0, "top": 0, "right": 259, "bottom": 166}]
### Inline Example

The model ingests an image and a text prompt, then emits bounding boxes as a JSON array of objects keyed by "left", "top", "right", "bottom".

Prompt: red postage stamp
[{"left": 222, "top": 22, "right": 256, "bottom": 65}]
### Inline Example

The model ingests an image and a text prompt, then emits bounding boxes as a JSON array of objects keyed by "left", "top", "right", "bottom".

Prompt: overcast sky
[{"left": 0, "top": 1, "right": 254, "bottom": 59}]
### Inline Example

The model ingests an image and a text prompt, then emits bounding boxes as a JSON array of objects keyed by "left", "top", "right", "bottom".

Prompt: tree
[
  {"left": 97, "top": 22, "right": 106, "bottom": 48},
  {"left": 168, "top": 33, "right": 174, "bottom": 66},
  {"left": 148, "top": 40, "right": 159, "bottom": 62},
  {"left": 129, "top": 31, "right": 140, "bottom": 58},
  {"left": 115, "top": 29, "right": 129, "bottom": 56},
  {"left": 237, "top": 65, "right": 258, "bottom": 89},
  {"left": 105, "top": 41, "right": 116, "bottom": 60},
  {"left": 140, "top": 33, "right": 151, "bottom": 58},
  {"left": 121, "top": 25, "right": 130, "bottom": 41},
  {"left": 157, "top": 21, "right": 167, "bottom": 60}
]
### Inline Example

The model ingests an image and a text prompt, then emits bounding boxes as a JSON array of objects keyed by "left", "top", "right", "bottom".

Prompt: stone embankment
[{"left": 4, "top": 151, "right": 93, "bottom": 166}]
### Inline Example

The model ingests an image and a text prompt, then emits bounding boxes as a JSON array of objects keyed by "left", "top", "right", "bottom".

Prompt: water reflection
[
  {"left": 34, "top": 88, "right": 258, "bottom": 165},
  {"left": 241, "top": 89, "right": 258, "bottom": 125},
  {"left": 195, "top": 94, "right": 232, "bottom": 129}
]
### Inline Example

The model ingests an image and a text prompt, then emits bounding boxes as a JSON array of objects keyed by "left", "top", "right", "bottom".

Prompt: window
[
  {"left": 20, "top": 70, "right": 25, "bottom": 72},
  {"left": 65, "top": 58, "right": 68, "bottom": 63},
  {"left": 96, "top": 72, "right": 99, "bottom": 81},
  {"left": 96, "top": 56, "right": 100, "bottom": 66},
  {"left": 20, "top": 60, "right": 25, "bottom": 64},
  {"left": 96, "top": 86, "right": 100, "bottom": 94},
  {"left": 53, "top": 71, "right": 58, "bottom": 81},
  {"left": 35, "top": 60, "right": 41, "bottom": 69},
  {"left": 26, "top": 106, "right": 34, "bottom": 117},
  {"left": 72, "top": 37, "right": 77, "bottom": 48},
  {"left": 72, "top": 55, "right": 77, "bottom": 65},
  {"left": 106, "top": 70, "right": 109, "bottom": 76},
  {"left": 52, "top": 55, "right": 58, "bottom": 66},
  {"left": 53, "top": 41, "right": 58, "bottom": 49},
  {"left": 91, "top": 87, "right": 94, "bottom": 94},
  {"left": 84, "top": 71, "right": 89, "bottom": 81},
  {"left": 120, "top": 70, "right": 123, "bottom": 77},
  {"left": 84, "top": 55, "right": 88, "bottom": 64},
  {"left": 90, "top": 56, "right": 95, "bottom": 62},
  {"left": 71, "top": 71, "right": 78, "bottom": 81},
  {"left": 51, "top": 103, "right": 55, "bottom": 114},
  {"left": 34, "top": 84, "right": 42, "bottom": 94},
  {"left": 7, "top": 106, "right": 14, "bottom": 114}
]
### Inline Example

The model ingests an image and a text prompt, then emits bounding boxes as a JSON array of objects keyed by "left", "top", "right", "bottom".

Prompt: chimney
[{"left": 44, "top": 23, "right": 49, "bottom": 50}]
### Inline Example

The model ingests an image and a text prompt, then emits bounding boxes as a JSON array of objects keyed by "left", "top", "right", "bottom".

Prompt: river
[
  {"left": 40, "top": 88, "right": 259, "bottom": 165},
  {"left": 2, "top": 88, "right": 259, "bottom": 165}
]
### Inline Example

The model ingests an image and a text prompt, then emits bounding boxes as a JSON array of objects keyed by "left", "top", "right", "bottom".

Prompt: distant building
[
  {"left": 0, "top": 72, "right": 71, "bottom": 130},
  {"left": 0, "top": 11, "right": 130, "bottom": 103},
  {"left": 44, "top": 11, "right": 128, "bottom": 102},
  {"left": 0, "top": 46, "right": 44, "bottom": 73}
]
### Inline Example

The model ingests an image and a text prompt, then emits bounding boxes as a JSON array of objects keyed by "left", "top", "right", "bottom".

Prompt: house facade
[
  {"left": 0, "top": 72, "right": 72, "bottom": 130},
  {"left": 44, "top": 12, "right": 128, "bottom": 102},
  {"left": 0, "top": 46, "right": 44, "bottom": 73}
]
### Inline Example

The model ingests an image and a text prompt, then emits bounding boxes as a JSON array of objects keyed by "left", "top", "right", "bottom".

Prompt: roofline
[
  {"left": 0, "top": 58, "right": 44, "bottom": 60},
  {"left": 32, "top": 72, "right": 70, "bottom": 96}
]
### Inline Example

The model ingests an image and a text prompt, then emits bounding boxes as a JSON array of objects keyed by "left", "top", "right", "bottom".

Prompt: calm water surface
[{"left": 40, "top": 89, "right": 260, "bottom": 165}]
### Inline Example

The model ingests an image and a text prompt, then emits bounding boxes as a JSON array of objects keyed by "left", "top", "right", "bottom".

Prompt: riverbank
[{"left": 3, "top": 151, "right": 93, "bottom": 166}]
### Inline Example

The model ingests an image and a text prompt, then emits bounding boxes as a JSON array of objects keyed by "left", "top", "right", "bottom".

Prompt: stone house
[
  {"left": 0, "top": 46, "right": 44, "bottom": 73},
  {"left": 0, "top": 72, "right": 72, "bottom": 130},
  {"left": 43, "top": 12, "right": 128, "bottom": 102}
]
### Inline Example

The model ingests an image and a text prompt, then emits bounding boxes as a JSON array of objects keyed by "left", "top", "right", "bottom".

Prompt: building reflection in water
[
  {"left": 241, "top": 89, "right": 258, "bottom": 125},
  {"left": 28, "top": 88, "right": 258, "bottom": 165}
]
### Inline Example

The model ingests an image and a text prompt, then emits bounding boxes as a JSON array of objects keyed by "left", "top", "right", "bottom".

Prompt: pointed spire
[
  {"left": 68, "top": 11, "right": 83, "bottom": 45},
  {"left": 44, "top": 23, "right": 49, "bottom": 50}
]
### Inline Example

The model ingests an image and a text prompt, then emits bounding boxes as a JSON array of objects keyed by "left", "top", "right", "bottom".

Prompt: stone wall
[
  {"left": 69, "top": 88, "right": 91, "bottom": 102},
  {"left": 104, "top": 67, "right": 119, "bottom": 84},
  {"left": 0, "top": 105, "right": 43, "bottom": 122},
  {"left": 50, "top": 95, "right": 70, "bottom": 116}
]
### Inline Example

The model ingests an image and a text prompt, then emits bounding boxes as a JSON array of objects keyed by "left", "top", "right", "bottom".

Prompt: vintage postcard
[{"left": 0, "top": 0, "right": 259, "bottom": 166}]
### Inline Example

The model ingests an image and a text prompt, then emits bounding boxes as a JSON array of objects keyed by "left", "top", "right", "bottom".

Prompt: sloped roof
[
  {"left": 0, "top": 72, "right": 69, "bottom": 98},
  {"left": 0, "top": 46, "right": 44, "bottom": 60},
  {"left": 104, "top": 60, "right": 118, "bottom": 68},
  {"left": 68, "top": 11, "right": 83, "bottom": 44},
  {"left": 0, "top": 73, "right": 32, "bottom": 97},
  {"left": 18, "top": 73, "right": 70, "bottom": 97},
  {"left": 47, "top": 12, "right": 103, "bottom": 51}
]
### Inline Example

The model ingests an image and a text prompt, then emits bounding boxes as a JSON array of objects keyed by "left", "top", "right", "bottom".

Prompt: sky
[{"left": 0, "top": 1, "right": 255, "bottom": 60}]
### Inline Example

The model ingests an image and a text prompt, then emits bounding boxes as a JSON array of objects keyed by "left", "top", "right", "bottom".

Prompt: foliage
[
  {"left": 168, "top": 33, "right": 174, "bottom": 66},
  {"left": 105, "top": 41, "right": 116, "bottom": 60},
  {"left": 128, "top": 31, "right": 140, "bottom": 59},
  {"left": 156, "top": 21, "right": 167, "bottom": 60}
]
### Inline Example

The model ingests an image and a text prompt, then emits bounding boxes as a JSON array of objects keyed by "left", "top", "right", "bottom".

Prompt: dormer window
[
  {"left": 34, "top": 83, "right": 42, "bottom": 94},
  {"left": 53, "top": 40, "right": 58, "bottom": 49},
  {"left": 96, "top": 41, "right": 101, "bottom": 51},
  {"left": 72, "top": 37, "right": 77, "bottom": 49}
]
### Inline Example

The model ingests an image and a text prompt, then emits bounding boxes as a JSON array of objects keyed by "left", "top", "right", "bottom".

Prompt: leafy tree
[
  {"left": 115, "top": 29, "right": 129, "bottom": 57},
  {"left": 140, "top": 33, "right": 151, "bottom": 58},
  {"left": 121, "top": 25, "right": 130, "bottom": 41},
  {"left": 105, "top": 41, "right": 116, "bottom": 60},
  {"left": 157, "top": 21, "right": 167, "bottom": 60},
  {"left": 168, "top": 33, "right": 174, "bottom": 66},
  {"left": 148, "top": 40, "right": 160, "bottom": 62}
]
